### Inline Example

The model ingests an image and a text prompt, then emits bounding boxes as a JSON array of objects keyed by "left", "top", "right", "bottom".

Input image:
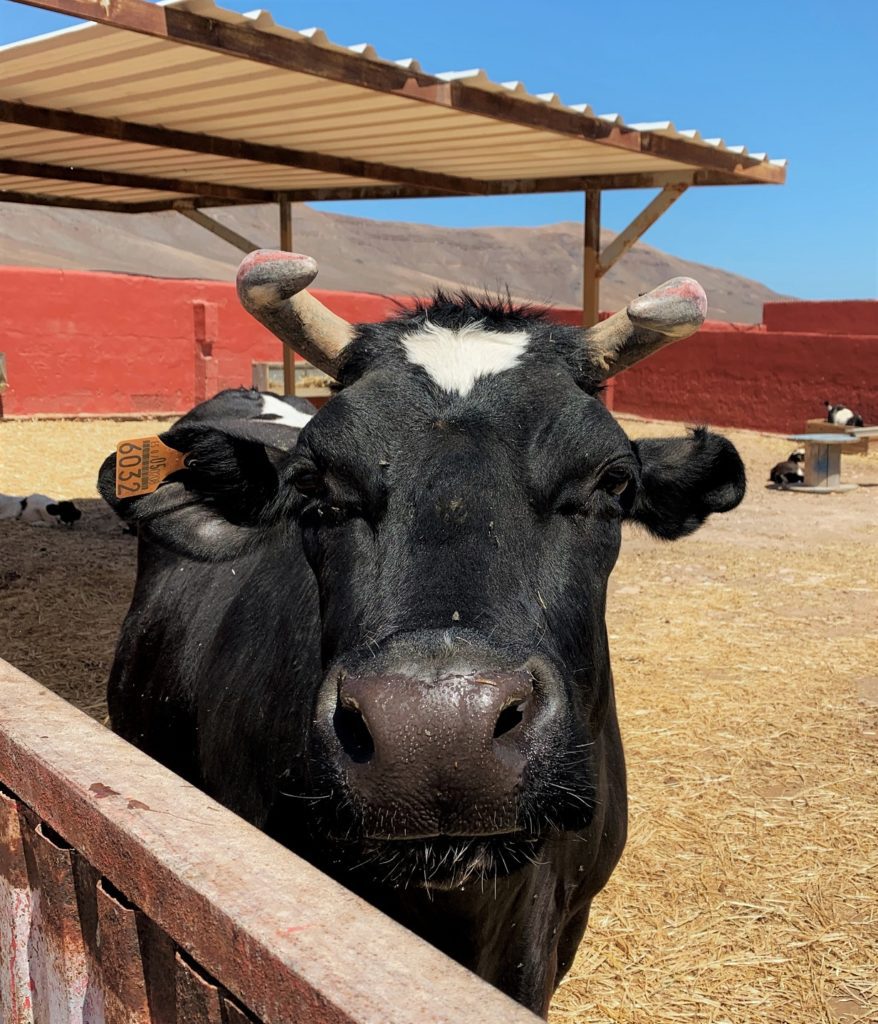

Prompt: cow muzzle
[{"left": 321, "top": 668, "right": 537, "bottom": 838}]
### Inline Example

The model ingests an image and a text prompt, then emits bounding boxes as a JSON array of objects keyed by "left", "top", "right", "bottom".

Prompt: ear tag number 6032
[{"left": 115, "top": 435, "right": 188, "bottom": 499}]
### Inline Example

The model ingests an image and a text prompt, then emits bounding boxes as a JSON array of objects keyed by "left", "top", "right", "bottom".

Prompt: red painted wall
[
  {"left": 611, "top": 322, "right": 877, "bottom": 433},
  {"left": 0, "top": 267, "right": 399, "bottom": 417},
  {"left": 763, "top": 299, "right": 877, "bottom": 336},
  {"left": 0, "top": 266, "right": 875, "bottom": 434}
]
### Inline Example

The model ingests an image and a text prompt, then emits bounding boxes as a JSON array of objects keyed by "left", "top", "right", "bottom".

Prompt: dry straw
[{"left": 1, "top": 415, "right": 876, "bottom": 1023}]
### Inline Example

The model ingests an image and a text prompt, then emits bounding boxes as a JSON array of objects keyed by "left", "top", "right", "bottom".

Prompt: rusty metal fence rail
[{"left": 0, "top": 658, "right": 539, "bottom": 1024}]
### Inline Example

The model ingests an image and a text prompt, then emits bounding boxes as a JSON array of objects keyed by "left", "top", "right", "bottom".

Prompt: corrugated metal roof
[{"left": 0, "top": 0, "right": 786, "bottom": 209}]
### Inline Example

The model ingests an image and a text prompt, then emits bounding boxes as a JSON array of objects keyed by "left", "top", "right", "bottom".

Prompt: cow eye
[
  {"left": 599, "top": 467, "right": 633, "bottom": 499},
  {"left": 293, "top": 469, "right": 325, "bottom": 497}
]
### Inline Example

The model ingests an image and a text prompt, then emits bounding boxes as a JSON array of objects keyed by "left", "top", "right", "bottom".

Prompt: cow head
[{"left": 100, "top": 253, "right": 744, "bottom": 891}]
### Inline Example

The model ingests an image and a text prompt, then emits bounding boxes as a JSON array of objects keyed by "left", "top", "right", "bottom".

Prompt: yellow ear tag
[{"left": 115, "top": 436, "right": 188, "bottom": 499}]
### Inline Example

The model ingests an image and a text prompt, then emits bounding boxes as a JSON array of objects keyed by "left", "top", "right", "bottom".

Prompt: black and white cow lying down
[
  {"left": 0, "top": 492, "right": 82, "bottom": 526},
  {"left": 825, "top": 400, "right": 864, "bottom": 428},
  {"left": 99, "top": 253, "right": 746, "bottom": 1017},
  {"left": 769, "top": 447, "right": 805, "bottom": 487}
]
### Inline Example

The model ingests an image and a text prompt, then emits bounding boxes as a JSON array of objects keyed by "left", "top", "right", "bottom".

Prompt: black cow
[{"left": 99, "top": 252, "right": 746, "bottom": 1016}]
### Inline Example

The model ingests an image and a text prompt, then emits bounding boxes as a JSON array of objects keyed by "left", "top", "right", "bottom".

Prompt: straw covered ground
[{"left": 0, "top": 414, "right": 876, "bottom": 1023}]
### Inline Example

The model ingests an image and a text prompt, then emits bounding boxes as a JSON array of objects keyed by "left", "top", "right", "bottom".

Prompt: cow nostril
[
  {"left": 493, "top": 701, "right": 526, "bottom": 739},
  {"left": 333, "top": 705, "right": 374, "bottom": 763}
]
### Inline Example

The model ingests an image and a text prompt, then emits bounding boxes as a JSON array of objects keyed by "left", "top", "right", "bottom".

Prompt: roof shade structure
[{"left": 1, "top": 0, "right": 786, "bottom": 390}]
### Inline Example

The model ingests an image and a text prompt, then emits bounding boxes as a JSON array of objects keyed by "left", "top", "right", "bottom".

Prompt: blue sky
[{"left": 2, "top": 0, "right": 876, "bottom": 300}]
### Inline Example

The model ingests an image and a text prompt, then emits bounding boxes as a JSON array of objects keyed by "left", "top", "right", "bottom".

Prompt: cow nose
[{"left": 329, "top": 670, "right": 535, "bottom": 838}]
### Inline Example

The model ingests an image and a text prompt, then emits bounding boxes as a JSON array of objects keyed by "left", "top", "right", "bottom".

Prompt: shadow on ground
[{"left": 0, "top": 499, "right": 135, "bottom": 719}]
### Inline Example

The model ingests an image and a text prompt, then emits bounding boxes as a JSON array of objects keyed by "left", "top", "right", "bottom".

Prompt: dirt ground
[
  {"left": 0, "top": 417, "right": 177, "bottom": 716},
  {"left": 1, "top": 414, "right": 876, "bottom": 1024}
]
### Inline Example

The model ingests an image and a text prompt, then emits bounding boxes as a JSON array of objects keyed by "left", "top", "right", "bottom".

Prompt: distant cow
[
  {"left": 769, "top": 447, "right": 805, "bottom": 487},
  {"left": 825, "top": 400, "right": 864, "bottom": 428},
  {"left": 0, "top": 492, "right": 81, "bottom": 526},
  {"left": 99, "top": 253, "right": 745, "bottom": 1016}
]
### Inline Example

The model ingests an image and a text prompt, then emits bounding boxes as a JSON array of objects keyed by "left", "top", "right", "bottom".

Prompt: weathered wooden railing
[{"left": 0, "top": 659, "right": 540, "bottom": 1023}]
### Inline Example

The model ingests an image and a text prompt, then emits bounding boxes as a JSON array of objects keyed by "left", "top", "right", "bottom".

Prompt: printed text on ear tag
[{"left": 115, "top": 436, "right": 187, "bottom": 499}]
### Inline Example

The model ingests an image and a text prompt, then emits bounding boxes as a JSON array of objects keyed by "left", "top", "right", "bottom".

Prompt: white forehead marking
[
  {"left": 401, "top": 321, "right": 530, "bottom": 396},
  {"left": 259, "top": 393, "right": 312, "bottom": 428}
]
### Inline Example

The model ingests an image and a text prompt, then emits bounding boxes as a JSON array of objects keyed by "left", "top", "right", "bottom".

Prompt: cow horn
[
  {"left": 584, "top": 277, "right": 708, "bottom": 378},
  {"left": 236, "top": 250, "right": 355, "bottom": 379}
]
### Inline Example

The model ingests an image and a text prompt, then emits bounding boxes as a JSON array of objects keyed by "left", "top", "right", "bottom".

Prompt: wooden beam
[
  {"left": 178, "top": 208, "right": 260, "bottom": 253},
  {"left": 0, "top": 167, "right": 780, "bottom": 220},
  {"left": 582, "top": 189, "right": 601, "bottom": 328},
  {"left": 278, "top": 196, "right": 297, "bottom": 396},
  {"left": 248, "top": 183, "right": 434, "bottom": 201},
  {"left": 299, "top": 170, "right": 759, "bottom": 196},
  {"left": 0, "top": 184, "right": 447, "bottom": 213},
  {"left": 475, "top": 168, "right": 780, "bottom": 193},
  {"left": 0, "top": 167, "right": 779, "bottom": 219},
  {"left": 0, "top": 189, "right": 193, "bottom": 213},
  {"left": 0, "top": 101, "right": 486, "bottom": 197},
  {"left": 306, "top": 173, "right": 711, "bottom": 198},
  {"left": 14, "top": 0, "right": 785, "bottom": 184},
  {"left": 597, "top": 185, "right": 688, "bottom": 278},
  {"left": 0, "top": 157, "right": 278, "bottom": 203}
]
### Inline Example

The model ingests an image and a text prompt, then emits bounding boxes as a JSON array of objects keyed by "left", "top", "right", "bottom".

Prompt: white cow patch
[
  {"left": 401, "top": 321, "right": 530, "bottom": 396},
  {"left": 19, "top": 494, "right": 66, "bottom": 526},
  {"left": 829, "top": 406, "right": 855, "bottom": 425},
  {"left": 259, "top": 393, "right": 313, "bottom": 428},
  {"left": 0, "top": 494, "right": 24, "bottom": 520}
]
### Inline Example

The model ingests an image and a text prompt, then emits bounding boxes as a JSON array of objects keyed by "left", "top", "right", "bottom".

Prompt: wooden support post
[
  {"left": 582, "top": 189, "right": 601, "bottom": 328},
  {"left": 583, "top": 189, "right": 613, "bottom": 408},
  {"left": 178, "top": 208, "right": 260, "bottom": 254},
  {"left": 279, "top": 196, "right": 296, "bottom": 396}
]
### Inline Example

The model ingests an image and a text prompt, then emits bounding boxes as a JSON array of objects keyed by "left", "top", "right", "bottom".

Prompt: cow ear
[
  {"left": 98, "top": 418, "right": 300, "bottom": 560},
  {"left": 628, "top": 427, "right": 746, "bottom": 540}
]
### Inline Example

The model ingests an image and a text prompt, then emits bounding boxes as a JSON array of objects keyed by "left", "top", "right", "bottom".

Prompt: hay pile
[
  {"left": 552, "top": 546, "right": 877, "bottom": 1023},
  {"left": 551, "top": 420, "right": 878, "bottom": 1024},
  {"left": 0, "top": 415, "right": 876, "bottom": 1023},
  {"left": 0, "top": 416, "right": 178, "bottom": 500}
]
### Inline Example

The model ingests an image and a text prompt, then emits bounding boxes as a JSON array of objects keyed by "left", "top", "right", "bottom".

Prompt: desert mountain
[{"left": 0, "top": 201, "right": 787, "bottom": 322}]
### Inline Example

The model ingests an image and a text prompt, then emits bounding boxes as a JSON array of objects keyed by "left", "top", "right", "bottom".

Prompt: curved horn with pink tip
[
  {"left": 585, "top": 277, "right": 708, "bottom": 378},
  {"left": 236, "top": 250, "right": 355, "bottom": 379}
]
